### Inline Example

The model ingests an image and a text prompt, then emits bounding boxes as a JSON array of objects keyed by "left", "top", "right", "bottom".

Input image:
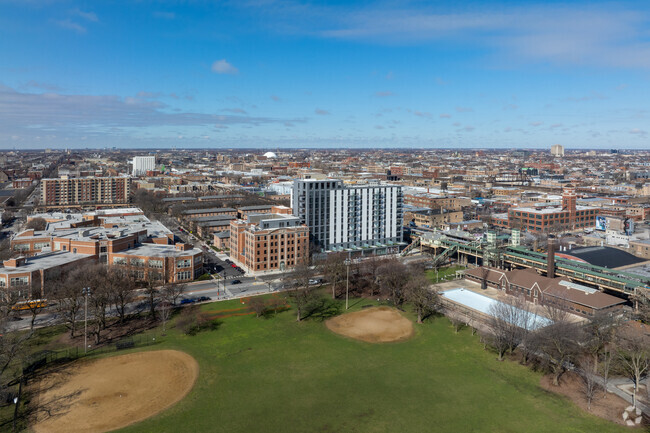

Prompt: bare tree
[
  {"left": 318, "top": 252, "right": 346, "bottom": 299},
  {"left": 25, "top": 217, "right": 46, "bottom": 231},
  {"left": 161, "top": 282, "right": 187, "bottom": 306},
  {"left": 377, "top": 259, "right": 409, "bottom": 307},
  {"left": 583, "top": 312, "right": 617, "bottom": 373},
  {"left": 108, "top": 269, "right": 136, "bottom": 323},
  {"left": 601, "top": 347, "right": 614, "bottom": 399},
  {"left": 158, "top": 300, "right": 172, "bottom": 336},
  {"left": 616, "top": 326, "right": 650, "bottom": 408},
  {"left": 404, "top": 273, "right": 438, "bottom": 324},
  {"left": 578, "top": 355, "right": 599, "bottom": 411},
  {"left": 486, "top": 296, "right": 532, "bottom": 361},
  {"left": 248, "top": 297, "right": 267, "bottom": 318},
  {"left": 479, "top": 266, "right": 490, "bottom": 290},
  {"left": 283, "top": 264, "right": 317, "bottom": 321},
  {"left": 535, "top": 303, "right": 584, "bottom": 386},
  {"left": 144, "top": 270, "right": 164, "bottom": 319},
  {"left": 52, "top": 280, "right": 83, "bottom": 338}
]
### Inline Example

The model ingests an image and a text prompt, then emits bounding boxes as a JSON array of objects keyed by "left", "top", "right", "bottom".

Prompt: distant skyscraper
[
  {"left": 131, "top": 156, "right": 156, "bottom": 176},
  {"left": 551, "top": 144, "right": 565, "bottom": 157},
  {"left": 291, "top": 179, "right": 404, "bottom": 254}
]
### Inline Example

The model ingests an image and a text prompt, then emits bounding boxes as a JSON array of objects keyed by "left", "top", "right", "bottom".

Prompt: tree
[
  {"left": 52, "top": 278, "right": 83, "bottom": 338},
  {"left": 376, "top": 259, "right": 409, "bottom": 307},
  {"left": 583, "top": 312, "right": 617, "bottom": 373},
  {"left": 616, "top": 326, "right": 650, "bottom": 408},
  {"left": 158, "top": 300, "right": 172, "bottom": 336},
  {"left": 535, "top": 304, "right": 584, "bottom": 386},
  {"left": 404, "top": 273, "right": 438, "bottom": 324},
  {"left": 283, "top": 264, "right": 317, "bottom": 321},
  {"left": 479, "top": 266, "right": 490, "bottom": 290},
  {"left": 25, "top": 217, "right": 46, "bottom": 231},
  {"left": 248, "top": 297, "right": 267, "bottom": 318},
  {"left": 1, "top": 211, "right": 14, "bottom": 226},
  {"left": 161, "top": 282, "right": 187, "bottom": 306},
  {"left": 486, "top": 296, "right": 532, "bottom": 361},
  {"left": 578, "top": 355, "right": 599, "bottom": 411},
  {"left": 318, "top": 252, "right": 346, "bottom": 299},
  {"left": 144, "top": 270, "right": 164, "bottom": 319},
  {"left": 107, "top": 269, "right": 136, "bottom": 323},
  {"left": 600, "top": 347, "right": 614, "bottom": 399}
]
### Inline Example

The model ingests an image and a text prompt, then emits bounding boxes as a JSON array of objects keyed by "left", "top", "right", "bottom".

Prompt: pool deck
[{"left": 433, "top": 278, "right": 586, "bottom": 324}]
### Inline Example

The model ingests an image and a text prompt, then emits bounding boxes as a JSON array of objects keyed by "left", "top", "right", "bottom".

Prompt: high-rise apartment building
[
  {"left": 131, "top": 155, "right": 156, "bottom": 176},
  {"left": 551, "top": 144, "right": 565, "bottom": 157},
  {"left": 291, "top": 179, "right": 404, "bottom": 254},
  {"left": 41, "top": 176, "right": 131, "bottom": 207}
]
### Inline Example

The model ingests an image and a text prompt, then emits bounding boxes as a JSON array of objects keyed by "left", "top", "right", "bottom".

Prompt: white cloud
[
  {"left": 439, "top": 113, "right": 451, "bottom": 119},
  {"left": 315, "top": 108, "right": 330, "bottom": 115},
  {"left": 211, "top": 59, "right": 239, "bottom": 75},
  {"left": 375, "top": 91, "right": 393, "bottom": 97},
  {"left": 55, "top": 19, "right": 86, "bottom": 33},
  {"left": 271, "top": 95, "right": 281, "bottom": 101},
  {"left": 72, "top": 9, "right": 98, "bottom": 22}
]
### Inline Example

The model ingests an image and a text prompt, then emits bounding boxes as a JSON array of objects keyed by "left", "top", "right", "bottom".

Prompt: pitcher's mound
[
  {"left": 32, "top": 349, "right": 199, "bottom": 433},
  {"left": 326, "top": 306, "right": 414, "bottom": 343}
]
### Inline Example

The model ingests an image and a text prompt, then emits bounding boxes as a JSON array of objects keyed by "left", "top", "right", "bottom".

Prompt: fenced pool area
[{"left": 441, "top": 288, "right": 552, "bottom": 330}]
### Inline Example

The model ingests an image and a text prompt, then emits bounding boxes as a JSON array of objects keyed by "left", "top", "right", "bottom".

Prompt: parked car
[
  {"left": 180, "top": 298, "right": 196, "bottom": 305},
  {"left": 198, "top": 296, "right": 211, "bottom": 302},
  {"left": 309, "top": 278, "right": 323, "bottom": 285},
  {"left": 230, "top": 263, "right": 238, "bottom": 268},
  {"left": 231, "top": 279, "right": 242, "bottom": 285}
]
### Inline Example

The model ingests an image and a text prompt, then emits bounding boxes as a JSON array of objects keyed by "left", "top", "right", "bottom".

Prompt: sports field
[{"left": 94, "top": 296, "right": 624, "bottom": 433}]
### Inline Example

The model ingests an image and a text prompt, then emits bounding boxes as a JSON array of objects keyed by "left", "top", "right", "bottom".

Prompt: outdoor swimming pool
[{"left": 441, "top": 288, "right": 552, "bottom": 330}]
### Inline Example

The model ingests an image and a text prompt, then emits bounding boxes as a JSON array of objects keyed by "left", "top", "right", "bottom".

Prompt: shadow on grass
[{"left": 303, "top": 297, "right": 342, "bottom": 322}]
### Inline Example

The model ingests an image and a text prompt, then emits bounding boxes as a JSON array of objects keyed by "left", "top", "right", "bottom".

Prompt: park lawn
[
  {"left": 112, "top": 297, "right": 626, "bottom": 433},
  {"left": 425, "top": 265, "right": 466, "bottom": 283}
]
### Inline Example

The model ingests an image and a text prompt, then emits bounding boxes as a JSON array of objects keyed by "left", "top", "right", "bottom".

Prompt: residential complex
[
  {"left": 41, "top": 176, "right": 131, "bottom": 207},
  {"left": 291, "top": 179, "right": 404, "bottom": 254},
  {"left": 131, "top": 155, "right": 156, "bottom": 176}
]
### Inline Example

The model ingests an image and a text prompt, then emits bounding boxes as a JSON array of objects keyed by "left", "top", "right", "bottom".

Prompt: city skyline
[{"left": 2, "top": 0, "right": 650, "bottom": 149}]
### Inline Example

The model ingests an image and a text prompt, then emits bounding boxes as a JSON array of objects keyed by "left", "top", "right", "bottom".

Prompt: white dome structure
[{"left": 263, "top": 151, "right": 278, "bottom": 159}]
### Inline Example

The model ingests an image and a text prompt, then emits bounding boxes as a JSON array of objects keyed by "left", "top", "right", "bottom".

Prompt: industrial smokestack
[{"left": 547, "top": 237, "right": 556, "bottom": 279}]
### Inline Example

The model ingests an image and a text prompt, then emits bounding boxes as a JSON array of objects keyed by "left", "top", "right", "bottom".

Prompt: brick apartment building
[
  {"left": 41, "top": 176, "right": 131, "bottom": 207},
  {"left": 229, "top": 213, "right": 309, "bottom": 273},
  {"left": 404, "top": 193, "right": 471, "bottom": 211},
  {"left": 493, "top": 185, "right": 600, "bottom": 233}
]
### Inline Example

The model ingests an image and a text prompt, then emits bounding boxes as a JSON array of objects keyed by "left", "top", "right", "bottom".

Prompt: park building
[
  {"left": 229, "top": 212, "right": 309, "bottom": 273},
  {"left": 291, "top": 179, "right": 404, "bottom": 255}
]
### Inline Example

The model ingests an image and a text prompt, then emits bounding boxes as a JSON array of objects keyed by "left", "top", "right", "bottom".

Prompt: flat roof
[
  {"left": 0, "top": 252, "right": 93, "bottom": 275},
  {"left": 114, "top": 244, "right": 202, "bottom": 258},
  {"left": 182, "top": 207, "right": 236, "bottom": 214}
]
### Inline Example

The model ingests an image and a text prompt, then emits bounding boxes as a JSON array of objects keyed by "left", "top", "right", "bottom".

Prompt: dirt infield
[
  {"left": 326, "top": 306, "right": 414, "bottom": 343},
  {"left": 31, "top": 350, "right": 199, "bottom": 433}
]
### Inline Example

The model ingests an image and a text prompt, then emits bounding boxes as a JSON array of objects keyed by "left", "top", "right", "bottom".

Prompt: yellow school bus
[{"left": 11, "top": 299, "right": 47, "bottom": 311}]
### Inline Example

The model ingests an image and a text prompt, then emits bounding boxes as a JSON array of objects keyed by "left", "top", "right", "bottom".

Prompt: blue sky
[{"left": 1, "top": 0, "right": 649, "bottom": 149}]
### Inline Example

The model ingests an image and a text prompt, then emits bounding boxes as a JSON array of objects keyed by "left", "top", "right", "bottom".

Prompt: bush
[{"left": 196, "top": 273, "right": 212, "bottom": 281}]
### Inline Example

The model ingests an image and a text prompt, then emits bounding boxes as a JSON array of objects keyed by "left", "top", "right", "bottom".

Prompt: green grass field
[
  {"left": 425, "top": 265, "right": 466, "bottom": 283},
  {"left": 107, "top": 297, "right": 625, "bottom": 433}
]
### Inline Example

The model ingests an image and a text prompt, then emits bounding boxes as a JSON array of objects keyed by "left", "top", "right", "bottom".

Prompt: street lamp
[
  {"left": 82, "top": 287, "right": 91, "bottom": 354},
  {"left": 344, "top": 258, "right": 351, "bottom": 310}
]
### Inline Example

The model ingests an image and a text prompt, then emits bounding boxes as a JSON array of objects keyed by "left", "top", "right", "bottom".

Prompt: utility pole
[
  {"left": 82, "top": 287, "right": 90, "bottom": 354},
  {"left": 344, "top": 258, "right": 351, "bottom": 310}
]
